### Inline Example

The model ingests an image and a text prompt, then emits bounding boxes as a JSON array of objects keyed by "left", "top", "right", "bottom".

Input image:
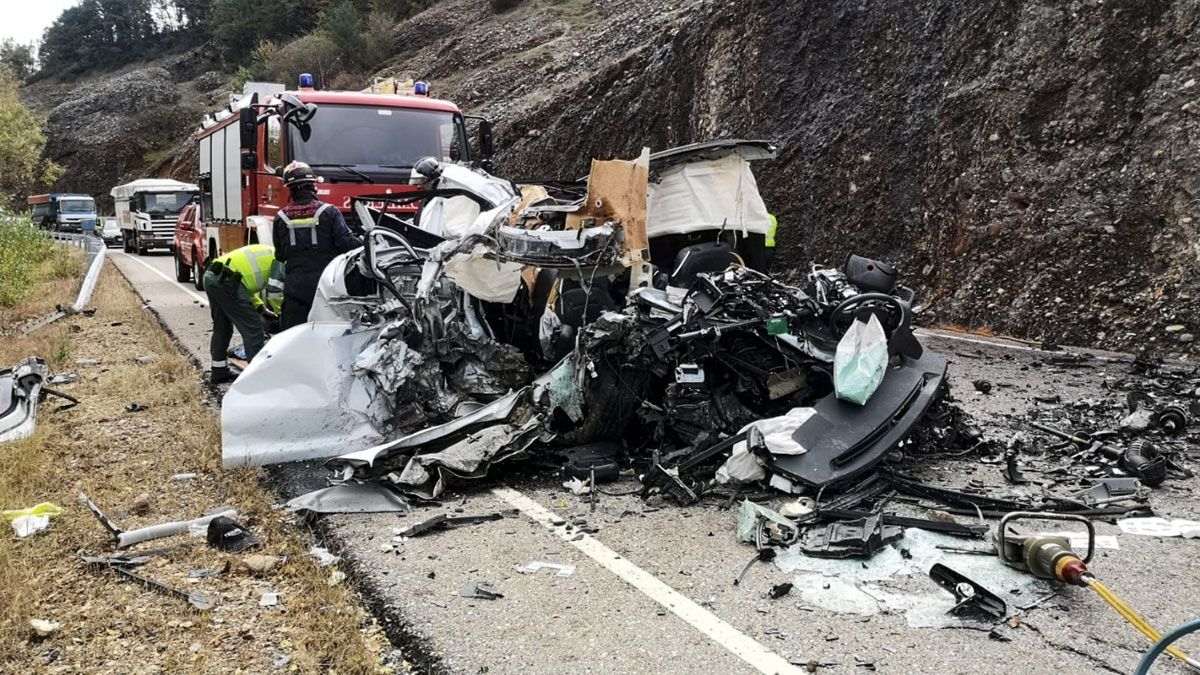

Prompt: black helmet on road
[{"left": 283, "top": 161, "right": 318, "bottom": 188}]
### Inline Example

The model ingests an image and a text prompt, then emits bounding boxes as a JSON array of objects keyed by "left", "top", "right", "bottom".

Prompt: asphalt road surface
[{"left": 109, "top": 248, "right": 1199, "bottom": 674}]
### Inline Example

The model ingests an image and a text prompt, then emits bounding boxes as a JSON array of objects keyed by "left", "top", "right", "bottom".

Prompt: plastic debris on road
[
  {"left": 515, "top": 561, "right": 576, "bottom": 577},
  {"left": 1118, "top": 517, "right": 1200, "bottom": 538},
  {"left": 775, "top": 528, "right": 1056, "bottom": 628}
]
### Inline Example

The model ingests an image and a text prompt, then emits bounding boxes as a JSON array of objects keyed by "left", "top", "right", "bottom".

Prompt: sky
[{"left": 3, "top": 2, "right": 80, "bottom": 46}]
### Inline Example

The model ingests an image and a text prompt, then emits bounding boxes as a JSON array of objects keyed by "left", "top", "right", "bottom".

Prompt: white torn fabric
[
  {"left": 716, "top": 448, "right": 766, "bottom": 484},
  {"left": 752, "top": 407, "right": 815, "bottom": 456},
  {"left": 716, "top": 407, "right": 815, "bottom": 484},
  {"left": 222, "top": 322, "right": 387, "bottom": 467},
  {"left": 422, "top": 195, "right": 483, "bottom": 239},
  {"left": 11, "top": 515, "right": 51, "bottom": 537},
  {"left": 646, "top": 152, "right": 771, "bottom": 238},
  {"left": 443, "top": 243, "right": 524, "bottom": 303}
]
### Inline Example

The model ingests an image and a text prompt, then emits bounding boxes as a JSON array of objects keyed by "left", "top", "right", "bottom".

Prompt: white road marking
[
  {"left": 492, "top": 486, "right": 801, "bottom": 675},
  {"left": 112, "top": 252, "right": 208, "bottom": 306}
]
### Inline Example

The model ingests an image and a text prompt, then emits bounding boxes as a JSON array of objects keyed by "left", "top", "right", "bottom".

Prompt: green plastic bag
[{"left": 833, "top": 314, "right": 888, "bottom": 405}]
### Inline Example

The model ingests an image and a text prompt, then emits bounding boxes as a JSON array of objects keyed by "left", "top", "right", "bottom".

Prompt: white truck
[{"left": 111, "top": 179, "right": 199, "bottom": 255}]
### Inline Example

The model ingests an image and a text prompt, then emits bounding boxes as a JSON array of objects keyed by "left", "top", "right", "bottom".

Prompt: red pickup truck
[{"left": 172, "top": 204, "right": 206, "bottom": 290}]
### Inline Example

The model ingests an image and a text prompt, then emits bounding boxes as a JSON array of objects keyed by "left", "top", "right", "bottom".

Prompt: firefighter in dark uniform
[{"left": 272, "top": 161, "right": 362, "bottom": 330}]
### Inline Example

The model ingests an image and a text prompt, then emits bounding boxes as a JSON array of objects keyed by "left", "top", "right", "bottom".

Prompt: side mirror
[
  {"left": 241, "top": 151, "right": 258, "bottom": 170},
  {"left": 297, "top": 122, "right": 312, "bottom": 143},
  {"left": 478, "top": 119, "right": 494, "bottom": 159},
  {"left": 296, "top": 103, "right": 317, "bottom": 124},
  {"left": 239, "top": 107, "right": 257, "bottom": 150}
]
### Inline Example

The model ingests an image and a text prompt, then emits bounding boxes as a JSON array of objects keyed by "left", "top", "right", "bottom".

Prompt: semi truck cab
[
  {"left": 110, "top": 179, "right": 200, "bottom": 255},
  {"left": 27, "top": 193, "right": 98, "bottom": 232}
]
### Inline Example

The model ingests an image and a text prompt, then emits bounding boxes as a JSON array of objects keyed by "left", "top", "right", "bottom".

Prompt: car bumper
[{"left": 135, "top": 232, "right": 175, "bottom": 249}]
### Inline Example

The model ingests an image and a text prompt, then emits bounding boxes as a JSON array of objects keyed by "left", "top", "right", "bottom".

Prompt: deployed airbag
[{"left": 647, "top": 152, "right": 771, "bottom": 238}]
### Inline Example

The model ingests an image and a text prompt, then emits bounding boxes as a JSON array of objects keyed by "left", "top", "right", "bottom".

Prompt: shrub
[
  {"left": 265, "top": 34, "right": 344, "bottom": 89},
  {"left": 0, "top": 215, "right": 56, "bottom": 307},
  {"left": 363, "top": 11, "right": 397, "bottom": 67}
]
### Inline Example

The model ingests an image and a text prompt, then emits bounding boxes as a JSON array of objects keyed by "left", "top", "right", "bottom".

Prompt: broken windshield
[{"left": 288, "top": 105, "right": 467, "bottom": 181}]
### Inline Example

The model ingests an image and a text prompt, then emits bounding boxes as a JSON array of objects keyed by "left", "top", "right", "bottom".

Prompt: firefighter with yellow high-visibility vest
[{"left": 204, "top": 244, "right": 280, "bottom": 384}]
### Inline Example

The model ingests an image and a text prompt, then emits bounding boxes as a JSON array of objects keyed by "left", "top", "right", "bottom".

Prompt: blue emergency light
[
  {"left": 298, "top": 73, "right": 314, "bottom": 88},
  {"left": 414, "top": 80, "right": 429, "bottom": 96}
]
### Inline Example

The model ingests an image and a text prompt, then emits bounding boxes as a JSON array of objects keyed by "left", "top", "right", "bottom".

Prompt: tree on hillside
[
  {"left": 323, "top": 0, "right": 368, "bottom": 69},
  {"left": 0, "top": 40, "right": 35, "bottom": 81},
  {"left": 37, "top": 0, "right": 215, "bottom": 79},
  {"left": 39, "top": 1, "right": 108, "bottom": 76},
  {"left": 161, "top": 0, "right": 212, "bottom": 30},
  {"left": 0, "top": 67, "right": 62, "bottom": 204},
  {"left": 209, "top": 0, "right": 322, "bottom": 63}
]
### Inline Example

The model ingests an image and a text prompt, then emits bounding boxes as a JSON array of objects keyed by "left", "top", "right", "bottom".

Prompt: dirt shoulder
[{"left": 0, "top": 254, "right": 391, "bottom": 673}]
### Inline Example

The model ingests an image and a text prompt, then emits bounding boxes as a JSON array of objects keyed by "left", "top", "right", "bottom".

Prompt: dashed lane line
[{"left": 492, "top": 486, "right": 801, "bottom": 675}]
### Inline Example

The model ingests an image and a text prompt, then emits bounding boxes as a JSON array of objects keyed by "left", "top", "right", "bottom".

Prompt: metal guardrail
[{"left": 19, "top": 232, "right": 109, "bottom": 334}]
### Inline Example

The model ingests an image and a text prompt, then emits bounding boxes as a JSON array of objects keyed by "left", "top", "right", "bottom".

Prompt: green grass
[{"left": 0, "top": 214, "right": 64, "bottom": 308}]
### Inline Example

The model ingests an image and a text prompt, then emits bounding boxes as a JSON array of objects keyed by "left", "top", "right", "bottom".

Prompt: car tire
[
  {"left": 122, "top": 234, "right": 132, "bottom": 253},
  {"left": 192, "top": 253, "right": 204, "bottom": 291},
  {"left": 175, "top": 251, "right": 191, "bottom": 282}
]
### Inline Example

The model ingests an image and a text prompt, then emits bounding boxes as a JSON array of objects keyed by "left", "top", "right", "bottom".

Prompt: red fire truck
[{"left": 188, "top": 76, "right": 493, "bottom": 278}]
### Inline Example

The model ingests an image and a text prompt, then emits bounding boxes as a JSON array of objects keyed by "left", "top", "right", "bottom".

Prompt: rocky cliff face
[
  {"left": 28, "top": 49, "right": 219, "bottom": 209},
  {"left": 386, "top": 0, "right": 1200, "bottom": 355}
]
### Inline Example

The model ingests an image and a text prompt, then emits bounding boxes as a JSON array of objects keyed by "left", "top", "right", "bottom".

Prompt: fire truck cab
[{"left": 194, "top": 77, "right": 494, "bottom": 267}]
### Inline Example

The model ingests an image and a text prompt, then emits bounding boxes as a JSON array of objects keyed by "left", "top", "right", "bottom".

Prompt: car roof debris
[{"left": 0, "top": 357, "right": 78, "bottom": 445}]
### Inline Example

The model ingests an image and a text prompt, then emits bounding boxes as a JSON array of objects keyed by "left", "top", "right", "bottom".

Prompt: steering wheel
[{"left": 827, "top": 292, "right": 907, "bottom": 336}]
